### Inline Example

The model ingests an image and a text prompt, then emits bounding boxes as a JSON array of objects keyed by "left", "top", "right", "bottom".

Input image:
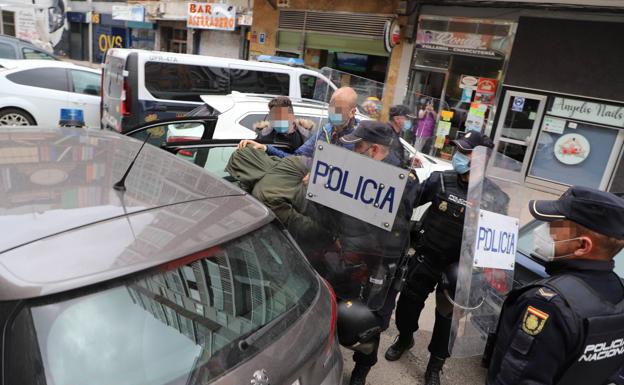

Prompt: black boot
[
  {"left": 384, "top": 335, "right": 415, "bottom": 361},
  {"left": 349, "top": 364, "right": 371, "bottom": 385},
  {"left": 424, "top": 355, "right": 445, "bottom": 385}
]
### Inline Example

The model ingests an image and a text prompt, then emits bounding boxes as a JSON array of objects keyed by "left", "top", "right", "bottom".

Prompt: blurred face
[
  {"left": 549, "top": 221, "right": 585, "bottom": 256},
  {"left": 354, "top": 140, "right": 386, "bottom": 161},
  {"left": 329, "top": 97, "right": 356, "bottom": 127},
  {"left": 269, "top": 106, "right": 294, "bottom": 133}
]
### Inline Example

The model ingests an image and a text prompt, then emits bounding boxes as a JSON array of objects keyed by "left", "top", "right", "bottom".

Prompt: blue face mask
[
  {"left": 328, "top": 112, "right": 346, "bottom": 127},
  {"left": 271, "top": 120, "right": 289, "bottom": 134},
  {"left": 402, "top": 120, "right": 413, "bottom": 131},
  {"left": 452, "top": 152, "right": 471, "bottom": 174}
]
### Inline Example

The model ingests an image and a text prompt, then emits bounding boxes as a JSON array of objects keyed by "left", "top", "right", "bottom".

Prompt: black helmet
[{"left": 337, "top": 300, "right": 381, "bottom": 354}]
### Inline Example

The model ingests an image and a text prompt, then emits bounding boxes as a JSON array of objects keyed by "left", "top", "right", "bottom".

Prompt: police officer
[
  {"left": 328, "top": 121, "right": 412, "bottom": 385},
  {"left": 385, "top": 131, "right": 508, "bottom": 385},
  {"left": 486, "top": 186, "right": 624, "bottom": 385}
]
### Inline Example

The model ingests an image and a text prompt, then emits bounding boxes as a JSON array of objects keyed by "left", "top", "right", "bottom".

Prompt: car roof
[
  {"left": 110, "top": 48, "right": 330, "bottom": 78},
  {"left": 0, "top": 34, "right": 39, "bottom": 46},
  {"left": 0, "top": 127, "right": 272, "bottom": 300},
  {"left": 0, "top": 59, "right": 99, "bottom": 73}
]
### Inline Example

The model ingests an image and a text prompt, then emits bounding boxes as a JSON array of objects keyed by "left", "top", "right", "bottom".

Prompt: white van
[{"left": 101, "top": 48, "right": 337, "bottom": 133}]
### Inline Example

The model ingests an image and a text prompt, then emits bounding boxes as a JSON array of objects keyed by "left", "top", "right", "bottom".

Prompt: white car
[
  {"left": 125, "top": 93, "right": 452, "bottom": 221},
  {"left": 0, "top": 59, "right": 100, "bottom": 127}
]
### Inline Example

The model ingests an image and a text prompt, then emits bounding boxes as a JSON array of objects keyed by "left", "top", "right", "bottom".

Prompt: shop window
[
  {"left": 230, "top": 70, "right": 290, "bottom": 96},
  {"left": 131, "top": 29, "right": 155, "bottom": 50},
  {"left": 2, "top": 11, "right": 15, "bottom": 37},
  {"left": 7, "top": 68, "right": 68, "bottom": 92},
  {"left": 144, "top": 62, "right": 229, "bottom": 102},
  {"left": 70, "top": 70, "right": 100, "bottom": 96},
  {"left": 0, "top": 42, "right": 15, "bottom": 59},
  {"left": 162, "top": 27, "right": 187, "bottom": 54},
  {"left": 609, "top": 151, "right": 624, "bottom": 193}
]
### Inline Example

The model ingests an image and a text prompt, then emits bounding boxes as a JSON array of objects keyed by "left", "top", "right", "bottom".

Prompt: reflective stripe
[{"left": 532, "top": 201, "right": 566, "bottom": 219}]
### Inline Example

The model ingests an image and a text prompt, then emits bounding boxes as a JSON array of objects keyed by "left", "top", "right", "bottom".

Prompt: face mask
[
  {"left": 329, "top": 112, "right": 346, "bottom": 127},
  {"left": 532, "top": 223, "right": 582, "bottom": 262},
  {"left": 402, "top": 120, "right": 413, "bottom": 131},
  {"left": 271, "top": 120, "right": 289, "bottom": 134},
  {"left": 452, "top": 152, "right": 470, "bottom": 174}
]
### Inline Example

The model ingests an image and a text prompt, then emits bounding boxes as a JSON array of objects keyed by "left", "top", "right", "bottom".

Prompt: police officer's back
[{"left": 486, "top": 186, "right": 624, "bottom": 385}]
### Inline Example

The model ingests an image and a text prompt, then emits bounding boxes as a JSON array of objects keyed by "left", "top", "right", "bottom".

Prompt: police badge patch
[
  {"left": 522, "top": 306, "right": 549, "bottom": 336},
  {"left": 439, "top": 201, "right": 448, "bottom": 212}
]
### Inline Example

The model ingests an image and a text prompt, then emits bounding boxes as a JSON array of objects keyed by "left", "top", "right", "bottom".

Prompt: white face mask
[{"left": 532, "top": 223, "right": 581, "bottom": 262}]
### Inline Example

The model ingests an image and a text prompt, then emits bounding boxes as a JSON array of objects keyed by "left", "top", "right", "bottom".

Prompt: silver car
[{"left": 0, "top": 127, "right": 342, "bottom": 385}]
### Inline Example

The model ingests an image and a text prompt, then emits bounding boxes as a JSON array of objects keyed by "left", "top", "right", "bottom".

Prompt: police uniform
[
  {"left": 486, "top": 186, "right": 624, "bottom": 385},
  {"left": 328, "top": 121, "right": 413, "bottom": 385},
  {"left": 386, "top": 131, "right": 507, "bottom": 385}
]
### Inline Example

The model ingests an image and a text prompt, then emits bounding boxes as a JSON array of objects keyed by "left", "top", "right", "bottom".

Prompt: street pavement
[{"left": 340, "top": 296, "right": 488, "bottom": 385}]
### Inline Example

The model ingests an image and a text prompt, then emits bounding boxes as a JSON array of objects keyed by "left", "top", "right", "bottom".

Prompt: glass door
[{"left": 492, "top": 91, "right": 547, "bottom": 178}]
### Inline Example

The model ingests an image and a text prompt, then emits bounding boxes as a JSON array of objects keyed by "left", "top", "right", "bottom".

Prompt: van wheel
[{"left": 0, "top": 108, "right": 36, "bottom": 126}]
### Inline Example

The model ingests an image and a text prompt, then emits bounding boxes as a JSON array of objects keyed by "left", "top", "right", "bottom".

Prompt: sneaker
[{"left": 384, "top": 335, "right": 415, "bottom": 361}]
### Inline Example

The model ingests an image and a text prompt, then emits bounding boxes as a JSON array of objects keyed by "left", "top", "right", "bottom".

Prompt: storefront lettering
[
  {"left": 549, "top": 97, "right": 624, "bottom": 128},
  {"left": 98, "top": 34, "right": 124, "bottom": 53},
  {"left": 431, "top": 32, "right": 486, "bottom": 49}
]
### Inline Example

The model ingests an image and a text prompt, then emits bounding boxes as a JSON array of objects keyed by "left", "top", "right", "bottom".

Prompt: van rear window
[
  {"left": 145, "top": 62, "right": 230, "bottom": 102},
  {"left": 144, "top": 62, "right": 290, "bottom": 102}
]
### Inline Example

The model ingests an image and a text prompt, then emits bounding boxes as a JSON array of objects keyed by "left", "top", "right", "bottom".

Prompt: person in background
[
  {"left": 414, "top": 99, "right": 437, "bottom": 154},
  {"left": 388, "top": 104, "right": 416, "bottom": 168},
  {"left": 238, "top": 87, "right": 359, "bottom": 157}
]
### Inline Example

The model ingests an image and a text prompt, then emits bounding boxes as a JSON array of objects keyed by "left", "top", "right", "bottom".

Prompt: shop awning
[{"left": 278, "top": 31, "right": 388, "bottom": 57}]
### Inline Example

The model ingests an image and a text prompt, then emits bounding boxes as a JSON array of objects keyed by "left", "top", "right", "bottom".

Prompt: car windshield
[
  {"left": 5, "top": 223, "right": 317, "bottom": 385},
  {"left": 517, "top": 220, "right": 624, "bottom": 277}
]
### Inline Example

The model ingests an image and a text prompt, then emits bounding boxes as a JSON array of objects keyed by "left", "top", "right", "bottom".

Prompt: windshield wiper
[{"left": 238, "top": 303, "right": 300, "bottom": 351}]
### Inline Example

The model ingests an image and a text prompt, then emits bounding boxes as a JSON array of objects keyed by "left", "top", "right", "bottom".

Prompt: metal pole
[{"left": 88, "top": 0, "right": 93, "bottom": 62}]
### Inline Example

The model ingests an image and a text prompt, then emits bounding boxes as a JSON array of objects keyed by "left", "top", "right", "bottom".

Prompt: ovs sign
[{"left": 95, "top": 26, "right": 126, "bottom": 61}]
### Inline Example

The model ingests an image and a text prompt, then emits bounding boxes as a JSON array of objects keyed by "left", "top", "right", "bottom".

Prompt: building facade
[{"left": 407, "top": 1, "right": 624, "bottom": 194}]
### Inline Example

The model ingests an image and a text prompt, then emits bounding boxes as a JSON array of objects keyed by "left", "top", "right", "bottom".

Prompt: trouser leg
[
  {"left": 395, "top": 256, "right": 443, "bottom": 337},
  {"left": 428, "top": 308, "right": 453, "bottom": 359},
  {"left": 353, "top": 288, "right": 398, "bottom": 367}
]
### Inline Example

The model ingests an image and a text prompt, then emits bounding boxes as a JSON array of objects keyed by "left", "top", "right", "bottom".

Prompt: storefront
[
  {"left": 407, "top": 15, "right": 516, "bottom": 156},
  {"left": 67, "top": 11, "right": 89, "bottom": 61},
  {"left": 187, "top": 2, "right": 246, "bottom": 59},
  {"left": 491, "top": 16, "right": 624, "bottom": 194},
  {"left": 92, "top": 12, "right": 155, "bottom": 63},
  {"left": 273, "top": 9, "right": 393, "bottom": 83}
]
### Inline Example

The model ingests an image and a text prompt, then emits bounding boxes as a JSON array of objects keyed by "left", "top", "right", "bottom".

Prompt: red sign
[{"left": 476, "top": 77, "right": 498, "bottom": 94}]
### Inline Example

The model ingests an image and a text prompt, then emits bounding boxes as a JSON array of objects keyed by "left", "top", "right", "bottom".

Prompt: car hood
[{"left": 0, "top": 127, "right": 244, "bottom": 254}]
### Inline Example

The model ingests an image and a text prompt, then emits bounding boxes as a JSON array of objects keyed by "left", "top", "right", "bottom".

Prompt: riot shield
[{"left": 448, "top": 145, "right": 530, "bottom": 357}]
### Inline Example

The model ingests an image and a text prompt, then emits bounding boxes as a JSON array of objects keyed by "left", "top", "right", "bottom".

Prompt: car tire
[{"left": 0, "top": 108, "right": 36, "bottom": 126}]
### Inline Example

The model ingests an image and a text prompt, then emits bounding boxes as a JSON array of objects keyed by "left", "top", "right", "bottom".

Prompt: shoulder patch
[
  {"left": 536, "top": 287, "right": 558, "bottom": 301},
  {"left": 522, "top": 306, "right": 549, "bottom": 336}
]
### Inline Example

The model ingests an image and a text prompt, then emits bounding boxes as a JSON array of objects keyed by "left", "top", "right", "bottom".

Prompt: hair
[
  {"left": 268, "top": 96, "right": 294, "bottom": 114},
  {"left": 571, "top": 222, "right": 624, "bottom": 258},
  {"left": 360, "top": 140, "right": 390, "bottom": 156}
]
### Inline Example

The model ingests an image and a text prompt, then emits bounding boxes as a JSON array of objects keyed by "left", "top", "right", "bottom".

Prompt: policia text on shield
[
  {"left": 485, "top": 186, "right": 624, "bottom": 385},
  {"left": 385, "top": 131, "right": 509, "bottom": 385}
]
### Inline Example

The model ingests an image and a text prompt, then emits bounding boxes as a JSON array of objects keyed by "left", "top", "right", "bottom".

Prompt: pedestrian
[
  {"left": 388, "top": 104, "right": 416, "bottom": 168},
  {"left": 238, "top": 87, "right": 359, "bottom": 157},
  {"left": 385, "top": 131, "right": 508, "bottom": 385},
  {"left": 485, "top": 186, "right": 624, "bottom": 385},
  {"left": 245, "top": 96, "right": 311, "bottom": 154},
  {"left": 414, "top": 99, "right": 436, "bottom": 154},
  {"left": 325, "top": 121, "right": 412, "bottom": 385}
]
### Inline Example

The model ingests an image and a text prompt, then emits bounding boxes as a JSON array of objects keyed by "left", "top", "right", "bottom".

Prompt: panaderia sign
[{"left": 187, "top": 3, "right": 236, "bottom": 31}]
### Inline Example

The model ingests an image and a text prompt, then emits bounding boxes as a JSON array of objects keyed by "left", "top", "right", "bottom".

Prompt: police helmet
[{"left": 337, "top": 300, "right": 381, "bottom": 354}]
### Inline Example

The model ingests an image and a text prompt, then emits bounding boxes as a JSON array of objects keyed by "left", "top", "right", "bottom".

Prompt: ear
[{"left": 573, "top": 236, "right": 593, "bottom": 257}]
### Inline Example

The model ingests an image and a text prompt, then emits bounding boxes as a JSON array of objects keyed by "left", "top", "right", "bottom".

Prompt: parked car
[
  {"left": 101, "top": 49, "right": 337, "bottom": 133},
  {"left": 0, "top": 59, "right": 101, "bottom": 127},
  {"left": 0, "top": 34, "right": 58, "bottom": 60},
  {"left": 0, "top": 126, "right": 342, "bottom": 385}
]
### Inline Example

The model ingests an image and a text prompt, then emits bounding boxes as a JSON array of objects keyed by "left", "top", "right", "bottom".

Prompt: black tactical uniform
[
  {"left": 486, "top": 186, "right": 624, "bottom": 385},
  {"left": 386, "top": 131, "right": 507, "bottom": 385}
]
